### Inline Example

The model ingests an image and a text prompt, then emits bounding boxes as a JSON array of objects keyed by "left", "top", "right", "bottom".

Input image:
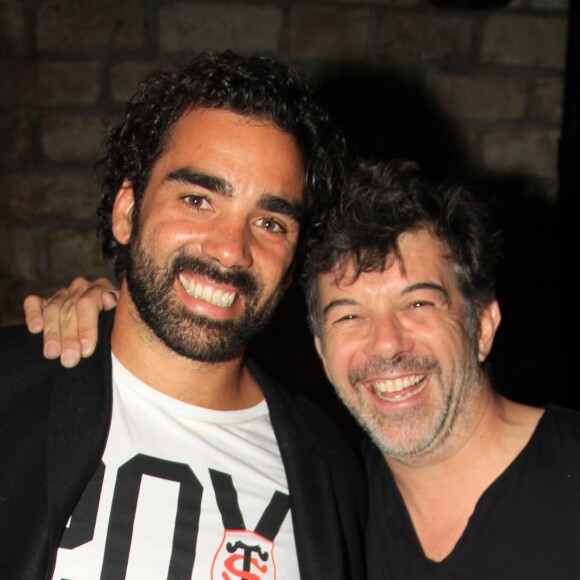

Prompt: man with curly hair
[{"left": 0, "top": 51, "right": 366, "bottom": 579}]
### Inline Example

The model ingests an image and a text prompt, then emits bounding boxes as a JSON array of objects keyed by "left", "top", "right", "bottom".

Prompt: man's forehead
[
  {"left": 151, "top": 107, "right": 306, "bottom": 190},
  {"left": 317, "top": 260, "right": 396, "bottom": 295},
  {"left": 172, "top": 105, "right": 294, "bottom": 144},
  {"left": 316, "top": 229, "right": 453, "bottom": 295}
]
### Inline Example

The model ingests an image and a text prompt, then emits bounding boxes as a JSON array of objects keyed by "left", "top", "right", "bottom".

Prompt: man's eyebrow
[
  {"left": 403, "top": 282, "right": 450, "bottom": 303},
  {"left": 164, "top": 169, "right": 303, "bottom": 222},
  {"left": 166, "top": 168, "right": 233, "bottom": 197},
  {"left": 321, "top": 281, "right": 450, "bottom": 321},
  {"left": 322, "top": 298, "right": 358, "bottom": 320},
  {"left": 258, "top": 194, "right": 304, "bottom": 223}
]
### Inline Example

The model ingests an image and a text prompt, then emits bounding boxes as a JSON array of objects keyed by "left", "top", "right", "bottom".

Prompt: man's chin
[{"left": 145, "top": 312, "right": 253, "bottom": 363}]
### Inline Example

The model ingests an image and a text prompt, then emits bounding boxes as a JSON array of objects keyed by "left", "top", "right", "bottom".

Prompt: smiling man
[
  {"left": 17, "top": 152, "right": 579, "bottom": 577},
  {"left": 0, "top": 51, "right": 367, "bottom": 579},
  {"left": 302, "top": 159, "right": 580, "bottom": 579}
]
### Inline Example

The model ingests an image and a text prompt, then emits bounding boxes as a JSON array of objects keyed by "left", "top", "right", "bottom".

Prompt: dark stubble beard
[{"left": 125, "top": 236, "right": 285, "bottom": 363}]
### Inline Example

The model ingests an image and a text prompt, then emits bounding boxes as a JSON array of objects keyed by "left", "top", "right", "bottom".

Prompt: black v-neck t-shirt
[{"left": 365, "top": 405, "right": 580, "bottom": 579}]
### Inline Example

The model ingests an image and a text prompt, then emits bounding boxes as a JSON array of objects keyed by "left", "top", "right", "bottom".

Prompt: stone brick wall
[{"left": 0, "top": 0, "right": 567, "bottom": 407}]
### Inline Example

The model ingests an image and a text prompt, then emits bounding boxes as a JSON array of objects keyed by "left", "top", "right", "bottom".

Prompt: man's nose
[
  {"left": 201, "top": 219, "right": 253, "bottom": 269},
  {"left": 367, "top": 313, "right": 414, "bottom": 360}
]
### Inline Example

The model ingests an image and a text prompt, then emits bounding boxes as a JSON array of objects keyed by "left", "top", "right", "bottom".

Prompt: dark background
[{"left": 1, "top": 1, "right": 572, "bottom": 431}]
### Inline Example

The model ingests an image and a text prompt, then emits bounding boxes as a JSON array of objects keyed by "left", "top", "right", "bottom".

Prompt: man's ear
[
  {"left": 112, "top": 180, "right": 135, "bottom": 245},
  {"left": 314, "top": 335, "right": 334, "bottom": 383},
  {"left": 314, "top": 336, "right": 324, "bottom": 360},
  {"left": 477, "top": 299, "right": 501, "bottom": 362},
  {"left": 314, "top": 335, "right": 326, "bottom": 365}
]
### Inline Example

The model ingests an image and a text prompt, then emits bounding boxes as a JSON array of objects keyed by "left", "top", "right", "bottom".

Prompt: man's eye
[
  {"left": 183, "top": 195, "right": 211, "bottom": 210},
  {"left": 409, "top": 300, "right": 433, "bottom": 309},
  {"left": 335, "top": 314, "right": 358, "bottom": 323},
  {"left": 255, "top": 216, "right": 286, "bottom": 233}
]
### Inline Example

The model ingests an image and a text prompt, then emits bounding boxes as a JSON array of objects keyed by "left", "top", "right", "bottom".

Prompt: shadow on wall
[
  {"left": 485, "top": 177, "right": 562, "bottom": 409},
  {"left": 314, "top": 63, "right": 471, "bottom": 177},
  {"left": 248, "top": 64, "right": 567, "bottom": 441}
]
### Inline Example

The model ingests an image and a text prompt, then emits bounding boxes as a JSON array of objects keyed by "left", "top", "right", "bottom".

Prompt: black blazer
[{"left": 0, "top": 311, "right": 367, "bottom": 579}]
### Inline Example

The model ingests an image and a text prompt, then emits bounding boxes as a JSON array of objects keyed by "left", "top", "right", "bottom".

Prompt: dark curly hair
[
  {"left": 302, "top": 159, "right": 502, "bottom": 338},
  {"left": 96, "top": 50, "right": 347, "bottom": 279}
]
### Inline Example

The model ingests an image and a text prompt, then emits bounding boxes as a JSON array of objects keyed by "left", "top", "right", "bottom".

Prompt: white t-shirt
[{"left": 51, "top": 355, "right": 301, "bottom": 579}]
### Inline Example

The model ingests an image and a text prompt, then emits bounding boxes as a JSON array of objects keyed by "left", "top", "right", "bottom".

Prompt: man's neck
[
  {"left": 385, "top": 387, "right": 544, "bottom": 561},
  {"left": 387, "top": 387, "right": 544, "bottom": 485},
  {"left": 110, "top": 292, "right": 264, "bottom": 411}
]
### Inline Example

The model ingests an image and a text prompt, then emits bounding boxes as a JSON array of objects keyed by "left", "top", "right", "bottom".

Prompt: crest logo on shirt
[{"left": 212, "top": 530, "right": 276, "bottom": 580}]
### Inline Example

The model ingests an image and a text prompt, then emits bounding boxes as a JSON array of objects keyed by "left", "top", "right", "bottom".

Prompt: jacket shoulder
[{"left": 0, "top": 323, "right": 56, "bottom": 391}]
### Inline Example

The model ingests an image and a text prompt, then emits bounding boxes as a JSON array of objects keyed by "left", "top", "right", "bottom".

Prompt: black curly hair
[
  {"left": 96, "top": 50, "right": 347, "bottom": 279},
  {"left": 302, "top": 159, "right": 502, "bottom": 339}
]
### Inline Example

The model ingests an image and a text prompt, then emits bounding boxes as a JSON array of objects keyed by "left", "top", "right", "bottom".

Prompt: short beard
[
  {"left": 125, "top": 240, "right": 284, "bottom": 363},
  {"left": 345, "top": 351, "right": 481, "bottom": 462},
  {"left": 345, "top": 353, "right": 447, "bottom": 459}
]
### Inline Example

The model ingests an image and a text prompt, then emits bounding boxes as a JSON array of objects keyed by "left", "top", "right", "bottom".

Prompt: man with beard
[
  {"left": 302, "top": 160, "right": 580, "bottom": 579},
  {"left": 21, "top": 154, "right": 580, "bottom": 578},
  {"left": 0, "top": 51, "right": 367, "bottom": 579}
]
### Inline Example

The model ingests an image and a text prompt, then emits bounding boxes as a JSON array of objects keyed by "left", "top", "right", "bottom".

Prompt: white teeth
[
  {"left": 373, "top": 374, "right": 424, "bottom": 393},
  {"left": 178, "top": 274, "right": 236, "bottom": 308},
  {"left": 372, "top": 374, "right": 425, "bottom": 395}
]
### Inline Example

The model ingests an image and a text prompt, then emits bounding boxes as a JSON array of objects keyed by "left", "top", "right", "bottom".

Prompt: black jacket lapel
[
  {"left": 46, "top": 311, "right": 114, "bottom": 567},
  {"left": 250, "top": 360, "right": 367, "bottom": 580}
]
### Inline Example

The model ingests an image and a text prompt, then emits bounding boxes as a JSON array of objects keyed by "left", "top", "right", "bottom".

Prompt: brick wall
[{"left": 0, "top": 0, "right": 567, "bottom": 407}]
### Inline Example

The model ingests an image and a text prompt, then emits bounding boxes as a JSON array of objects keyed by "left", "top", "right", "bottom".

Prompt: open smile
[
  {"left": 178, "top": 273, "right": 237, "bottom": 308},
  {"left": 368, "top": 374, "right": 427, "bottom": 402}
]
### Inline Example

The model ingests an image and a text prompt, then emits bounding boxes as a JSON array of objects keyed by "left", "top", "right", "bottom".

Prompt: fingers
[
  {"left": 60, "top": 277, "right": 119, "bottom": 367},
  {"left": 23, "top": 294, "right": 49, "bottom": 334},
  {"left": 25, "top": 290, "right": 73, "bottom": 360},
  {"left": 103, "top": 289, "right": 120, "bottom": 311},
  {"left": 22, "top": 277, "right": 119, "bottom": 368},
  {"left": 73, "top": 283, "right": 119, "bottom": 363},
  {"left": 42, "top": 280, "right": 87, "bottom": 365}
]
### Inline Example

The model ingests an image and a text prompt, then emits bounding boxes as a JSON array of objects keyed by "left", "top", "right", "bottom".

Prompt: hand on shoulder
[{"left": 23, "top": 276, "right": 119, "bottom": 368}]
